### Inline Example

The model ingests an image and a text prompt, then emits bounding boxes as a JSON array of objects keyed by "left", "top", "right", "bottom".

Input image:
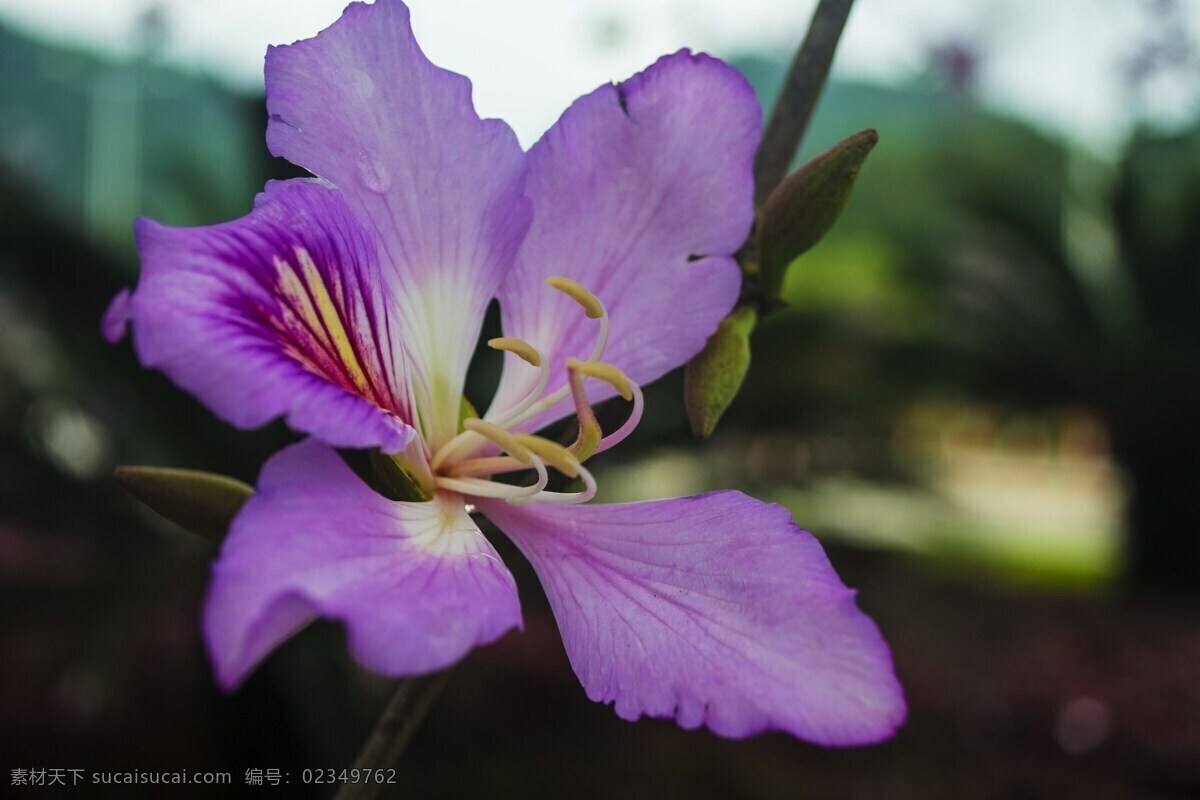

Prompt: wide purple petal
[
  {"left": 125, "top": 179, "right": 413, "bottom": 451},
  {"left": 205, "top": 439, "right": 522, "bottom": 690},
  {"left": 488, "top": 51, "right": 759, "bottom": 430},
  {"left": 479, "top": 492, "right": 905, "bottom": 744},
  {"left": 266, "top": 0, "right": 530, "bottom": 449}
]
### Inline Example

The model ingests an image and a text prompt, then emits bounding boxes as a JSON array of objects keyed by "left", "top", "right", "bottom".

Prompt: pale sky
[{"left": 2, "top": 0, "right": 1198, "bottom": 153}]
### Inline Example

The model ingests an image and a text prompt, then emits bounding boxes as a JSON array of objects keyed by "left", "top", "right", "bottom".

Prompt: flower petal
[
  {"left": 488, "top": 51, "right": 759, "bottom": 430},
  {"left": 479, "top": 492, "right": 905, "bottom": 744},
  {"left": 265, "top": 0, "right": 530, "bottom": 448},
  {"left": 205, "top": 439, "right": 522, "bottom": 690},
  {"left": 126, "top": 179, "right": 413, "bottom": 451},
  {"left": 101, "top": 287, "right": 132, "bottom": 343}
]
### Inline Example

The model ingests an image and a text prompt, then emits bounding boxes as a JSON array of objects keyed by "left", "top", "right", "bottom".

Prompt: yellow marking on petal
[
  {"left": 515, "top": 435, "right": 581, "bottom": 478},
  {"left": 547, "top": 276, "right": 604, "bottom": 319},
  {"left": 463, "top": 418, "right": 534, "bottom": 465},
  {"left": 488, "top": 337, "right": 541, "bottom": 367},
  {"left": 294, "top": 247, "right": 372, "bottom": 396},
  {"left": 569, "top": 359, "right": 634, "bottom": 401},
  {"left": 274, "top": 255, "right": 321, "bottom": 331}
]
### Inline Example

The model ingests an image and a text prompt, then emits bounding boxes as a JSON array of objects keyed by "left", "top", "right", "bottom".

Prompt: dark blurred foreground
[{"left": 6, "top": 527, "right": 1199, "bottom": 799}]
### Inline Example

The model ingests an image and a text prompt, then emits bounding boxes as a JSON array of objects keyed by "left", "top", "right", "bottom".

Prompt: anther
[
  {"left": 487, "top": 281, "right": 611, "bottom": 432},
  {"left": 462, "top": 418, "right": 534, "bottom": 465},
  {"left": 567, "top": 359, "right": 634, "bottom": 401},
  {"left": 547, "top": 277, "right": 604, "bottom": 319},
  {"left": 514, "top": 435, "right": 581, "bottom": 478},
  {"left": 488, "top": 337, "right": 541, "bottom": 367}
]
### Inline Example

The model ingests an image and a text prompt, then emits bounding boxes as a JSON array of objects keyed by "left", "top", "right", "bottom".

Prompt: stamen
[
  {"left": 462, "top": 419, "right": 534, "bottom": 465},
  {"left": 586, "top": 301, "right": 611, "bottom": 364},
  {"left": 591, "top": 374, "right": 644, "bottom": 456},
  {"left": 434, "top": 454, "right": 548, "bottom": 499},
  {"left": 485, "top": 344, "right": 551, "bottom": 428},
  {"left": 511, "top": 461, "right": 598, "bottom": 505},
  {"left": 430, "top": 341, "right": 548, "bottom": 471},
  {"left": 432, "top": 419, "right": 549, "bottom": 498},
  {"left": 547, "top": 276, "right": 604, "bottom": 319},
  {"left": 514, "top": 434, "right": 581, "bottom": 478},
  {"left": 490, "top": 279, "right": 612, "bottom": 432},
  {"left": 569, "top": 359, "right": 633, "bottom": 401},
  {"left": 427, "top": 278, "right": 628, "bottom": 499},
  {"left": 443, "top": 456, "right": 519, "bottom": 478},
  {"left": 429, "top": 430, "right": 470, "bottom": 473},
  {"left": 446, "top": 435, "right": 581, "bottom": 480},
  {"left": 488, "top": 337, "right": 541, "bottom": 367}
]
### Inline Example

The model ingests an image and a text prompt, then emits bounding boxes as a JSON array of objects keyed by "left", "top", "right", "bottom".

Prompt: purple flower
[{"left": 106, "top": 0, "right": 904, "bottom": 744}]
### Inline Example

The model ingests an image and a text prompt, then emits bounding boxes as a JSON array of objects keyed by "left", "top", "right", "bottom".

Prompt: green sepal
[
  {"left": 758, "top": 129, "right": 878, "bottom": 304},
  {"left": 458, "top": 396, "right": 478, "bottom": 432},
  {"left": 683, "top": 305, "right": 758, "bottom": 439},
  {"left": 114, "top": 466, "right": 252, "bottom": 543},
  {"left": 338, "top": 448, "right": 434, "bottom": 503}
]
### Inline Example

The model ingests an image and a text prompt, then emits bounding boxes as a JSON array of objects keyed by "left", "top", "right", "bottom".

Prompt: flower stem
[
  {"left": 753, "top": 0, "right": 857, "bottom": 207},
  {"left": 332, "top": 669, "right": 453, "bottom": 800}
]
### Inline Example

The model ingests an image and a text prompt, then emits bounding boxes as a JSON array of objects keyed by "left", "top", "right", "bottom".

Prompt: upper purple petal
[
  {"left": 126, "top": 179, "right": 414, "bottom": 452},
  {"left": 479, "top": 492, "right": 906, "bottom": 744},
  {"left": 488, "top": 51, "right": 759, "bottom": 430},
  {"left": 265, "top": 0, "right": 530, "bottom": 448},
  {"left": 205, "top": 439, "right": 522, "bottom": 690}
]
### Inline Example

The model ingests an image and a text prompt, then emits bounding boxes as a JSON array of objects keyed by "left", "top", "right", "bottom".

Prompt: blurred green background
[{"left": 2, "top": 0, "right": 1199, "bottom": 797}]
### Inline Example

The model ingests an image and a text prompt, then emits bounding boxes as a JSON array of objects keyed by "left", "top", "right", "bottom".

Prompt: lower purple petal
[
  {"left": 479, "top": 492, "right": 905, "bottom": 744},
  {"left": 205, "top": 440, "right": 522, "bottom": 690}
]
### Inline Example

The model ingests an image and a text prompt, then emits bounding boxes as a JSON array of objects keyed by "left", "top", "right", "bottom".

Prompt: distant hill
[{"left": 0, "top": 23, "right": 265, "bottom": 262}]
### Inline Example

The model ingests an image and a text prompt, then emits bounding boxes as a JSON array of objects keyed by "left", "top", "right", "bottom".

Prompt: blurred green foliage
[
  {"left": 730, "top": 55, "right": 1200, "bottom": 594},
  {"left": 0, "top": 25, "right": 262, "bottom": 254}
]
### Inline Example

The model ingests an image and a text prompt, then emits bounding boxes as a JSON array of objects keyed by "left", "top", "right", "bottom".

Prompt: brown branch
[
  {"left": 332, "top": 669, "right": 453, "bottom": 800},
  {"left": 753, "top": 0, "right": 857, "bottom": 208}
]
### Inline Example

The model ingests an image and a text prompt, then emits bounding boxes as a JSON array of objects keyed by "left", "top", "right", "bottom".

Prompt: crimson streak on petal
[
  {"left": 266, "top": 0, "right": 530, "bottom": 449},
  {"left": 128, "top": 179, "right": 414, "bottom": 451}
]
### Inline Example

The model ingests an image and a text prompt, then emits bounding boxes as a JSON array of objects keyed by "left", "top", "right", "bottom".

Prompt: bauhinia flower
[{"left": 105, "top": 0, "right": 905, "bottom": 743}]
